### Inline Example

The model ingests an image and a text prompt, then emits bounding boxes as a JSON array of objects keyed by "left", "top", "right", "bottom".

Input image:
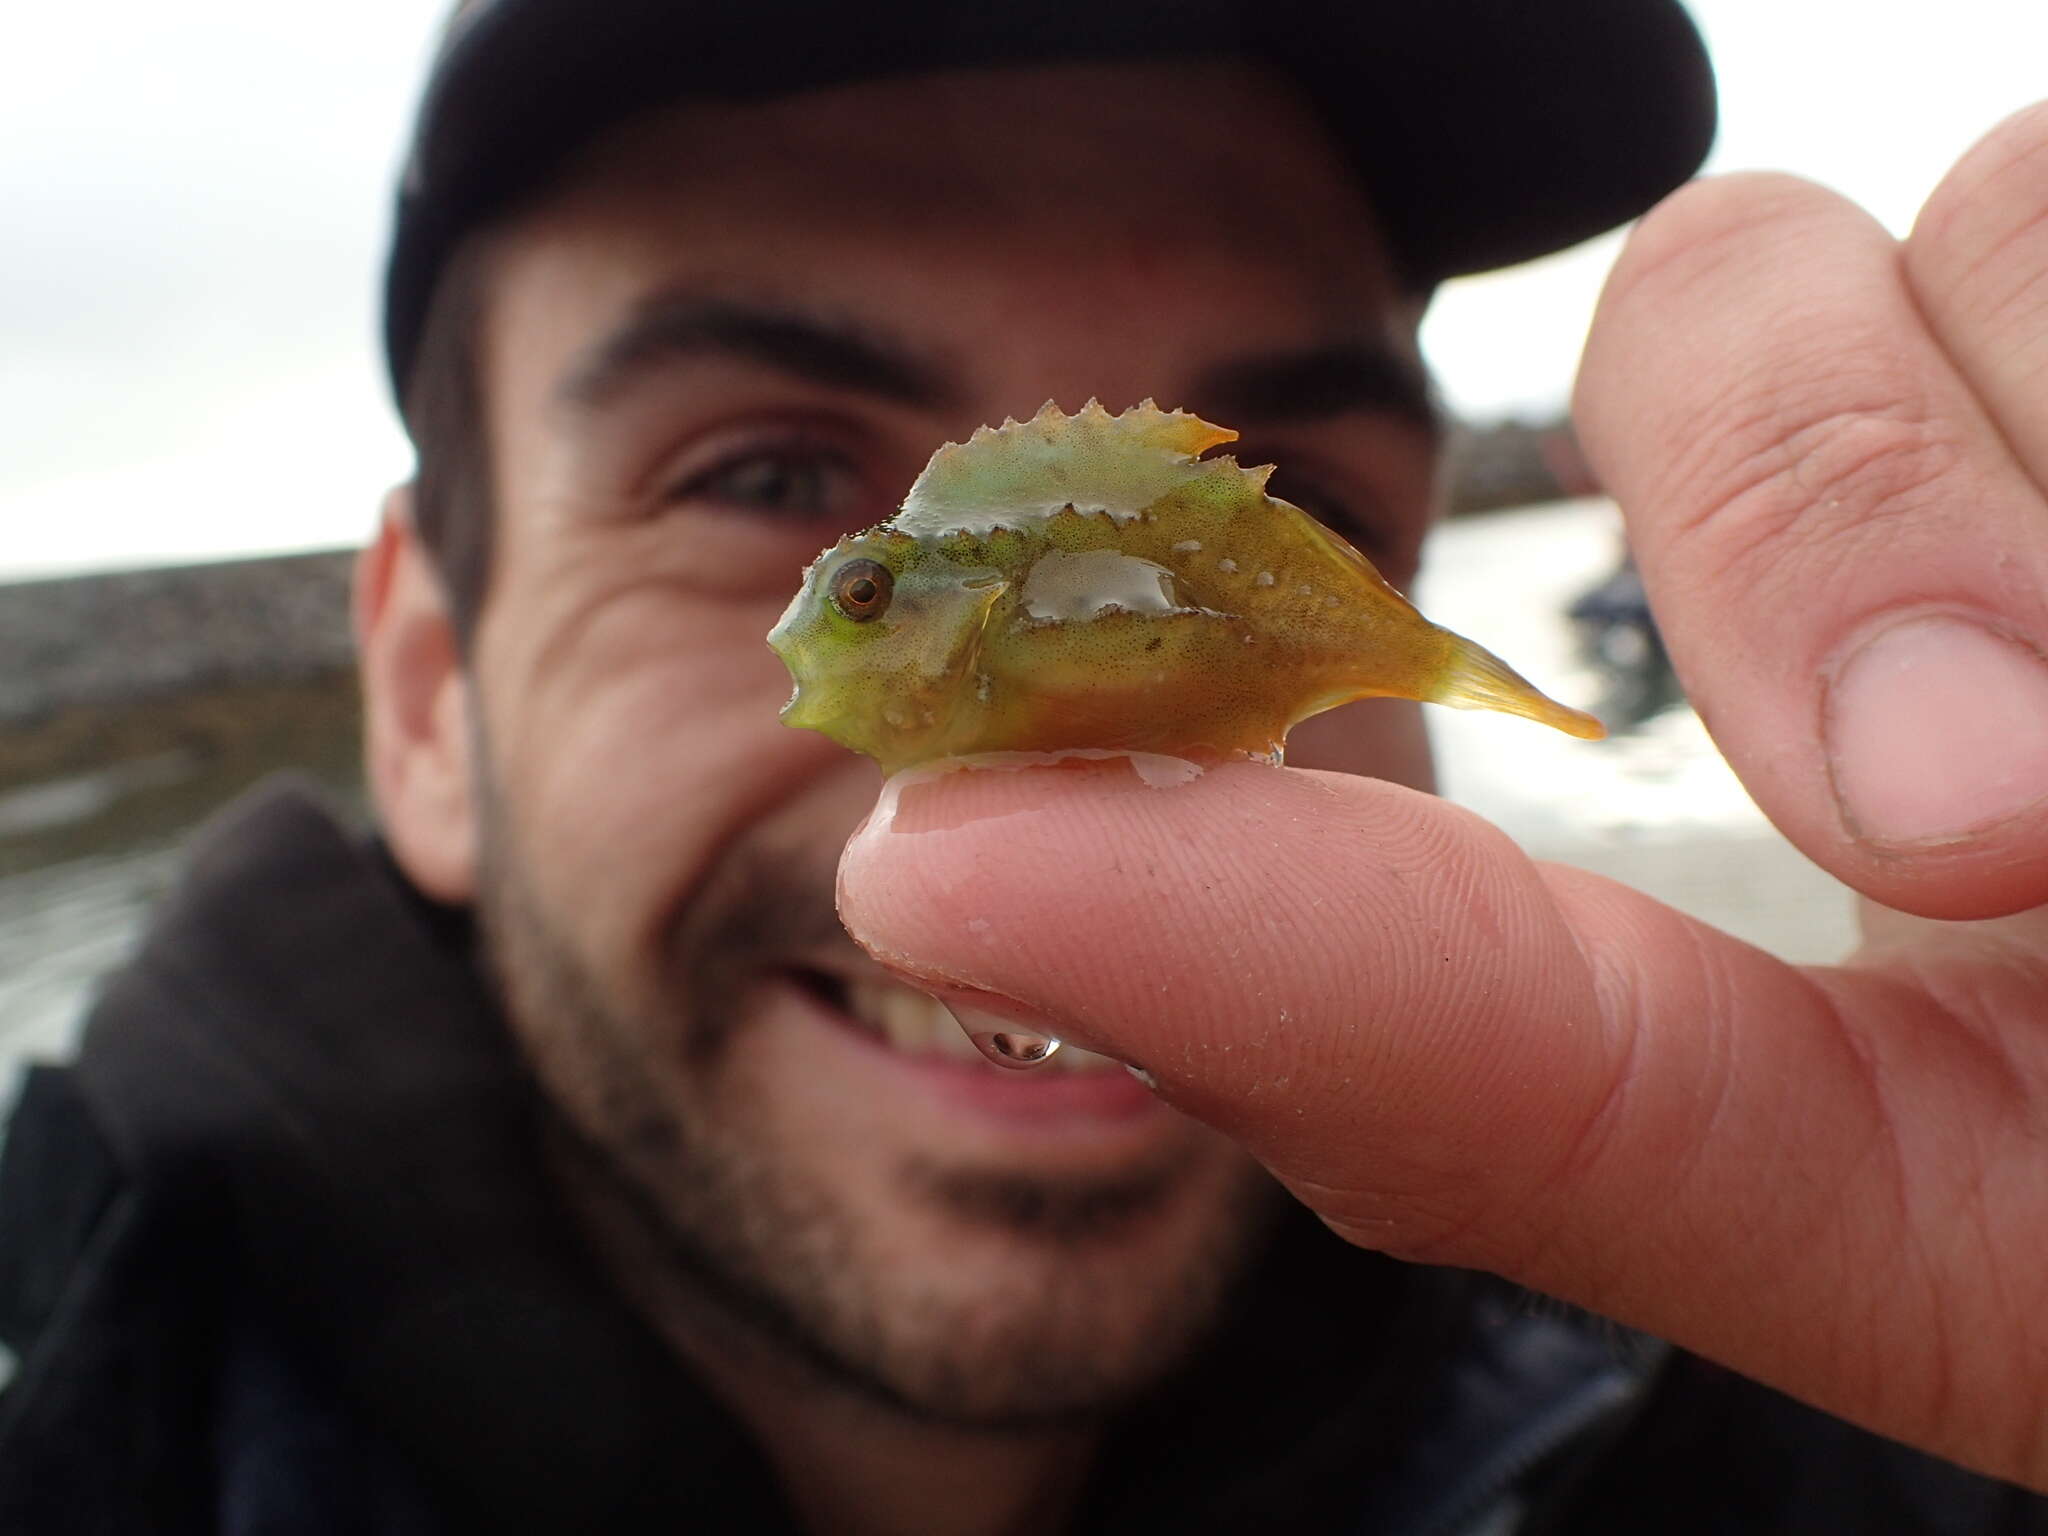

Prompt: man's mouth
[{"left": 790, "top": 967, "right": 1122, "bottom": 1077}]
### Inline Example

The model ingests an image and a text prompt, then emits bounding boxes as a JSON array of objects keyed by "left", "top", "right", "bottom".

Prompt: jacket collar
[{"left": 74, "top": 776, "right": 787, "bottom": 1530}]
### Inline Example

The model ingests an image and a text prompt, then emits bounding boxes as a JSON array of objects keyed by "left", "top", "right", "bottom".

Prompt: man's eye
[{"left": 673, "top": 448, "right": 863, "bottom": 520}]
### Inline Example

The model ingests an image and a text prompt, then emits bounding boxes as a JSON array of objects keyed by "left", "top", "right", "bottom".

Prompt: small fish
[{"left": 768, "top": 399, "right": 1603, "bottom": 774}]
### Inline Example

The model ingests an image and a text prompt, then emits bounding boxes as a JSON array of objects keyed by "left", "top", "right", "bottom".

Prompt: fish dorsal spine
[{"left": 894, "top": 399, "right": 1250, "bottom": 538}]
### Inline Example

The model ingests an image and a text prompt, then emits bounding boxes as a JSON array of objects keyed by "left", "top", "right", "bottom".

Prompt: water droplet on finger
[
  {"left": 940, "top": 1000, "right": 1065, "bottom": 1071},
  {"left": 968, "top": 1028, "right": 1064, "bottom": 1070}
]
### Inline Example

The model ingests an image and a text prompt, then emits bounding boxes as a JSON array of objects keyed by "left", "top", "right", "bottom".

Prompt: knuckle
[
  {"left": 1661, "top": 388, "right": 1961, "bottom": 599},
  {"left": 1581, "top": 173, "right": 1910, "bottom": 536}
]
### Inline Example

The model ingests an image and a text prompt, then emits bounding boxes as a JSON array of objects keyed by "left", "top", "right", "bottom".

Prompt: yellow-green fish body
[{"left": 768, "top": 400, "right": 1602, "bottom": 774}]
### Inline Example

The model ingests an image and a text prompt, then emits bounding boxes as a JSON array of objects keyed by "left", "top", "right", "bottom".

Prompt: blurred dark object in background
[{"left": 1568, "top": 548, "right": 1681, "bottom": 732}]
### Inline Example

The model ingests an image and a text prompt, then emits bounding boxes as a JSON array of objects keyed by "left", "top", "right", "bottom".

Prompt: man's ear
[{"left": 355, "top": 484, "right": 477, "bottom": 902}]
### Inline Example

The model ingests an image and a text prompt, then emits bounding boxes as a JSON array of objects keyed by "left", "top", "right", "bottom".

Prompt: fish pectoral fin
[{"left": 939, "top": 574, "right": 1010, "bottom": 688}]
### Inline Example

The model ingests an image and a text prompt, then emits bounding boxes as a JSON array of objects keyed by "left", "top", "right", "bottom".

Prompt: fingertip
[{"left": 1909, "top": 98, "right": 2048, "bottom": 251}]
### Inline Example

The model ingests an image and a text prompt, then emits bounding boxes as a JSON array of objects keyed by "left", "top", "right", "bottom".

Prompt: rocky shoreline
[
  {"left": 0, "top": 550, "right": 364, "bottom": 818},
  {"left": 0, "top": 548, "right": 356, "bottom": 728}
]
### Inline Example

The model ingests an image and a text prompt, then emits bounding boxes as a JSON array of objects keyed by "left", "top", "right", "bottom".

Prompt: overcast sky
[{"left": 4, "top": 2, "right": 2046, "bottom": 579}]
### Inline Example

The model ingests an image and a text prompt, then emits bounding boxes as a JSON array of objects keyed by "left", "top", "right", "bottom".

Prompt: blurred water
[
  {"left": 0, "top": 676, "right": 364, "bottom": 1088},
  {"left": 0, "top": 846, "right": 180, "bottom": 1064},
  {"left": 0, "top": 500, "right": 1857, "bottom": 1093},
  {"left": 1416, "top": 499, "right": 1856, "bottom": 964}
]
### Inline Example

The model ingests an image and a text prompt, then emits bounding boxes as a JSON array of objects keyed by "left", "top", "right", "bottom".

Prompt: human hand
[{"left": 837, "top": 103, "right": 2048, "bottom": 1488}]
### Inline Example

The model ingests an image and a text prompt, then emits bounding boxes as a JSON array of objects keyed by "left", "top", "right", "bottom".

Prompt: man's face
[{"left": 444, "top": 60, "right": 1437, "bottom": 1424}]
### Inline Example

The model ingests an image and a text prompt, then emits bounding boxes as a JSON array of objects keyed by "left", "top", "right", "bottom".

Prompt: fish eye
[{"left": 830, "top": 558, "right": 893, "bottom": 622}]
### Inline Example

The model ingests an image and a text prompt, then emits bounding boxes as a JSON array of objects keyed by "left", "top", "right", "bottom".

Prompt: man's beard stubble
[{"left": 469, "top": 761, "right": 1280, "bottom": 1430}]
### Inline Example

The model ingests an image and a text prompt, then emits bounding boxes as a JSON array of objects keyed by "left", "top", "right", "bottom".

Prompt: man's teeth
[
  {"left": 840, "top": 977, "right": 1117, "bottom": 1074},
  {"left": 844, "top": 977, "right": 985, "bottom": 1062}
]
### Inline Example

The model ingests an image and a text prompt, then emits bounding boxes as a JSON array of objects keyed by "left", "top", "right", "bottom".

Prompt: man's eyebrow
[
  {"left": 556, "top": 292, "right": 959, "bottom": 412},
  {"left": 1196, "top": 342, "right": 1441, "bottom": 439}
]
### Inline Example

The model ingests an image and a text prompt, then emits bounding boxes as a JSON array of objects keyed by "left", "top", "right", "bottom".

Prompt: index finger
[
  {"left": 1574, "top": 166, "right": 2048, "bottom": 919},
  {"left": 837, "top": 756, "right": 2048, "bottom": 1488}
]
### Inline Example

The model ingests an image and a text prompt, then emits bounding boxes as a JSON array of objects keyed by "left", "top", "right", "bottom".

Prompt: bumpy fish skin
[{"left": 768, "top": 400, "right": 1603, "bottom": 774}]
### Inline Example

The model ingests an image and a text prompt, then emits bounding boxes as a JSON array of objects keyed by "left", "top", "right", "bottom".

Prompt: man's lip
[{"left": 773, "top": 966, "right": 1161, "bottom": 1126}]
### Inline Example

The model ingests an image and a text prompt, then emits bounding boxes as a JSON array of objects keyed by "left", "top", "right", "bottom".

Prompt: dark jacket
[{"left": 0, "top": 779, "right": 2040, "bottom": 1534}]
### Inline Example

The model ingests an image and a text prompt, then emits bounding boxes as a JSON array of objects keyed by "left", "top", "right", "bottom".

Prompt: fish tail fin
[{"left": 1435, "top": 632, "right": 1607, "bottom": 741}]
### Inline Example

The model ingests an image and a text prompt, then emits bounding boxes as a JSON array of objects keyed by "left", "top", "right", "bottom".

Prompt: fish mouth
[
  {"left": 776, "top": 684, "right": 820, "bottom": 729},
  {"left": 785, "top": 964, "right": 1121, "bottom": 1077}
]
